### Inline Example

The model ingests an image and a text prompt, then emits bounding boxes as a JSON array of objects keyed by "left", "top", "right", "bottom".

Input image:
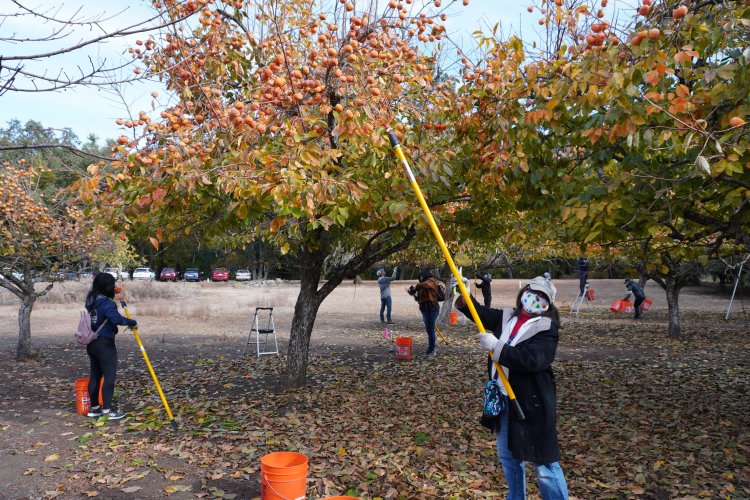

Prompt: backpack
[
  {"left": 75, "top": 309, "right": 107, "bottom": 346},
  {"left": 436, "top": 281, "right": 446, "bottom": 302}
]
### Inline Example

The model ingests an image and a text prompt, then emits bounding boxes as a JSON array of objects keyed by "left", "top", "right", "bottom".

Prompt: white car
[
  {"left": 235, "top": 269, "right": 252, "bottom": 281},
  {"left": 132, "top": 267, "right": 156, "bottom": 280},
  {"left": 103, "top": 268, "right": 131, "bottom": 281}
]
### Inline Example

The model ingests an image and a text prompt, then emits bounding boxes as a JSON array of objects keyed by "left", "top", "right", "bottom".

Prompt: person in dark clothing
[
  {"left": 475, "top": 271, "right": 493, "bottom": 308},
  {"left": 456, "top": 276, "right": 568, "bottom": 499},
  {"left": 577, "top": 256, "right": 589, "bottom": 294},
  {"left": 84, "top": 273, "right": 137, "bottom": 420},
  {"left": 407, "top": 268, "right": 441, "bottom": 357},
  {"left": 623, "top": 278, "right": 647, "bottom": 319},
  {"left": 377, "top": 267, "right": 398, "bottom": 323}
]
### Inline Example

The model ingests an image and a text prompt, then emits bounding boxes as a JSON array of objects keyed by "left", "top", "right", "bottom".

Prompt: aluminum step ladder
[
  {"left": 572, "top": 283, "right": 593, "bottom": 316},
  {"left": 243, "top": 307, "right": 278, "bottom": 357}
]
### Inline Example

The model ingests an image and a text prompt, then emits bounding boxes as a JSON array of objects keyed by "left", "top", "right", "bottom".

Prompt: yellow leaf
[
  {"left": 659, "top": 265, "right": 669, "bottom": 275},
  {"left": 44, "top": 453, "right": 60, "bottom": 462},
  {"left": 338, "top": 447, "right": 346, "bottom": 457}
]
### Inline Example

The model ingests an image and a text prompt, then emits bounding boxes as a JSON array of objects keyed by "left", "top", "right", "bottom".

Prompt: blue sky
[{"left": 1, "top": 1, "right": 534, "bottom": 143}]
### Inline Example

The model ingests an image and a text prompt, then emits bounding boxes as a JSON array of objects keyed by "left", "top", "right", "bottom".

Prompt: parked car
[
  {"left": 183, "top": 268, "right": 202, "bottom": 282},
  {"left": 211, "top": 268, "right": 229, "bottom": 282},
  {"left": 103, "top": 268, "right": 130, "bottom": 281},
  {"left": 160, "top": 267, "right": 179, "bottom": 281},
  {"left": 79, "top": 268, "right": 96, "bottom": 280},
  {"left": 235, "top": 269, "right": 252, "bottom": 281},
  {"left": 56, "top": 270, "right": 79, "bottom": 281},
  {"left": 132, "top": 267, "right": 156, "bottom": 280}
]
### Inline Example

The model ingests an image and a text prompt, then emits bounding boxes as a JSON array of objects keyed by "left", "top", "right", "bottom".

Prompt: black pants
[
  {"left": 634, "top": 296, "right": 645, "bottom": 318},
  {"left": 481, "top": 290, "right": 492, "bottom": 308},
  {"left": 86, "top": 337, "right": 118, "bottom": 409},
  {"left": 579, "top": 273, "right": 588, "bottom": 294}
]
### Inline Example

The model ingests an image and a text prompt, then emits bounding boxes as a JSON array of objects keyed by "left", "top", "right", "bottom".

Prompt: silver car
[
  {"left": 132, "top": 267, "right": 156, "bottom": 280},
  {"left": 235, "top": 269, "right": 252, "bottom": 281}
]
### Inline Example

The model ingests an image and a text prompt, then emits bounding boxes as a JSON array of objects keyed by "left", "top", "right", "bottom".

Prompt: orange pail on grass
[
  {"left": 585, "top": 289, "right": 595, "bottom": 301},
  {"left": 449, "top": 311, "right": 458, "bottom": 325},
  {"left": 75, "top": 377, "right": 103, "bottom": 415},
  {"left": 260, "top": 451, "right": 308, "bottom": 500},
  {"left": 394, "top": 337, "right": 412, "bottom": 360},
  {"left": 639, "top": 297, "right": 653, "bottom": 312},
  {"left": 610, "top": 300, "right": 623, "bottom": 313}
]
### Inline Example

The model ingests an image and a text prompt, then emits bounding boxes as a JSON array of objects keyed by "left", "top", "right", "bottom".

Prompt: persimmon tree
[
  {"left": 456, "top": 0, "right": 750, "bottom": 337},
  {"left": 81, "top": 0, "right": 478, "bottom": 388},
  {"left": 0, "top": 161, "right": 102, "bottom": 360}
]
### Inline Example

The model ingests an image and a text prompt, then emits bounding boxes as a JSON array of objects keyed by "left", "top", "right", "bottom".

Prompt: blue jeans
[
  {"left": 497, "top": 397, "right": 568, "bottom": 500},
  {"left": 380, "top": 296, "right": 392, "bottom": 322},
  {"left": 421, "top": 308, "right": 439, "bottom": 353}
]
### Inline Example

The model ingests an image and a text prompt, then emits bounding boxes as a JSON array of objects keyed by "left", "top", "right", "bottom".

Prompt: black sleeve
[
  {"left": 497, "top": 326, "right": 559, "bottom": 374},
  {"left": 456, "top": 294, "right": 503, "bottom": 333}
]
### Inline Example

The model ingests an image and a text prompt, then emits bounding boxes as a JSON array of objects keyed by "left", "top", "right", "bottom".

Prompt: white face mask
[{"left": 521, "top": 291, "right": 550, "bottom": 315}]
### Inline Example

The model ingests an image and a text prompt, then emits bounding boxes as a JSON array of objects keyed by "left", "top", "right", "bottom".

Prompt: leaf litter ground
[{"left": 0, "top": 279, "right": 748, "bottom": 499}]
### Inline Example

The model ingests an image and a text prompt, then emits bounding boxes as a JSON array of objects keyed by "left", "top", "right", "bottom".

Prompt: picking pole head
[
  {"left": 386, "top": 128, "right": 399, "bottom": 148},
  {"left": 170, "top": 420, "right": 179, "bottom": 432}
]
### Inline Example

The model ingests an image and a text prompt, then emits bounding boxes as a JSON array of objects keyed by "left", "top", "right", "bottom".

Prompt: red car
[
  {"left": 211, "top": 268, "right": 229, "bottom": 281},
  {"left": 159, "top": 267, "right": 178, "bottom": 281}
]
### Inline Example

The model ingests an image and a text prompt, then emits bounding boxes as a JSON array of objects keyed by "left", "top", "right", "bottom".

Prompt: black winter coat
[{"left": 458, "top": 296, "right": 562, "bottom": 464}]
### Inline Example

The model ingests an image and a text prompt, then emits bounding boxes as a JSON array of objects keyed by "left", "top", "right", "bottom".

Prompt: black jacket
[{"left": 458, "top": 295, "right": 561, "bottom": 464}]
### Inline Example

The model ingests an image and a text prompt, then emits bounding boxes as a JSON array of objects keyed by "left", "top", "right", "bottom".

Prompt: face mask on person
[{"left": 521, "top": 291, "right": 550, "bottom": 315}]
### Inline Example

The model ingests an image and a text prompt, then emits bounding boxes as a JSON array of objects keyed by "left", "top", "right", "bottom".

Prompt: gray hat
[
  {"left": 377, "top": 268, "right": 385, "bottom": 276},
  {"left": 528, "top": 276, "right": 557, "bottom": 303}
]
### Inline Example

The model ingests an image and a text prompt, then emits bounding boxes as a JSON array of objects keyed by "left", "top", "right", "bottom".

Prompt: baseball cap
[{"left": 528, "top": 276, "right": 557, "bottom": 303}]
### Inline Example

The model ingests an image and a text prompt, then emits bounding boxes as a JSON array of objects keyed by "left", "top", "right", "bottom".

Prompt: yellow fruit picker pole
[
  {"left": 386, "top": 129, "right": 525, "bottom": 421},
  {"left": 121, "top": 301, "right": 179, "bottom": 432}
]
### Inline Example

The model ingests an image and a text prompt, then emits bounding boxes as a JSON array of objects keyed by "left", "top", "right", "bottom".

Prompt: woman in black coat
[{"left": 457, "top": 276, "right": 568, "bottom": 499}]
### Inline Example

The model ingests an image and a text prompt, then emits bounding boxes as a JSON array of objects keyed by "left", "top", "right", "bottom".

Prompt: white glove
[{"left": 477, "top": 333, "right": 503, "bottom": 362}]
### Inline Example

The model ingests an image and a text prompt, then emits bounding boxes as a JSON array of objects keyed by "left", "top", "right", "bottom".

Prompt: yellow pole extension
[
  {"left": 435, "top": 325, "right": 449, "bottom": 344},
  {"left": 386, "top": 129, "right": 525, "bottom": 420},
  {"left": 121, "top": 301, "right": 179, "bottom": 431}
]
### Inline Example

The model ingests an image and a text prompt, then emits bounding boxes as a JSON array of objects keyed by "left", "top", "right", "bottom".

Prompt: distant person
[
  {"left": 377, "top": 267, "right": 398, "bottom": 324},
  {"left": 475, "top": 271, "right": 493, "bottom": 308},
  {"left": 407, "top": 268, "right": 441, "bottom": 357},
  {"left": 84, "top": 273, "right": 137, "bottom": 420},
  {"left": 456, "top": 276, "right": 568, "bottom": 499},
  {"left": 623, "top": 278, "right": 647, "bottom": 319},
  {"left": 577, "top": 256, "right": 589, "bottom": 295},
  {"left": 543, "top": 272, "right": 551, "bottom": 281}
]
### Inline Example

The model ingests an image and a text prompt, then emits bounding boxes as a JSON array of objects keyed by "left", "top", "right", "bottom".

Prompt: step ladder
[
  {"left": 243, "top": 307, "right": 278, "bottom": 357},
  {"left": 572, "top": 283, "right": 592, "bottom": 316}
]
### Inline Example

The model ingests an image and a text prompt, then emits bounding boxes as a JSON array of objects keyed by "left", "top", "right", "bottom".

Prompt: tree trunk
[
  {"left": 664, "top": 280, "right": 681, "bottom": 338},
  {"left": 17, "top": 294, "right": 37, "bottom": 361},
  {"left": 283, "top": 246, "right": 325, "bottom": 389}
]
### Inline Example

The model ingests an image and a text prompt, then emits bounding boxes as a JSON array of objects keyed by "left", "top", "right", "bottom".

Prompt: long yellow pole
[
  {"left": 121, "top": 301, "right": 179, "bottom": 432},
  {"left": 387, "top": 129, "right": 525, "bottom": 420}
]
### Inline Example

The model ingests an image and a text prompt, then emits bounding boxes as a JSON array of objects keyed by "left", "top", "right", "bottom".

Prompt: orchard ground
[{"left": 0, "top": 278, "right": 748, "bottom": 499}]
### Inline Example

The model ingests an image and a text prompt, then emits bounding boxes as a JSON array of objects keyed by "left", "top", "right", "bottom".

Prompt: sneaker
[
  {"left": 387, "top": 320, "right": 394, "bottom": 324},
  {"left": 100, "top": 409, "right": 126, "bottom": 421},
  {"left": 87, "top": 406, "right": 102, "bottom": 418},
  {"left": 424, "top": 350, "right": 436, "bottom": 357}
]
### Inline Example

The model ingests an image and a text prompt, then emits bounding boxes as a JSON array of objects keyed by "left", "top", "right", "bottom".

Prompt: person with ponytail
[
  {"left": 456, "top": 276, "right": 568, "bottom": 499},
  {"left": 83, "top": 272, "right": 137, "bottom": 420}
]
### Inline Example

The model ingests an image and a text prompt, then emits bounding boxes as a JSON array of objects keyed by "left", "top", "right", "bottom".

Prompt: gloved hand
[
  {"left": 129, "top": 319, "right": 138, "bottom": 329},
  {"left": 477, "top": 333, "right": 503, "bottom": 362}
]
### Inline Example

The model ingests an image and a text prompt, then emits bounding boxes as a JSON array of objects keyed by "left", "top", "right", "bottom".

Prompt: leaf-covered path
[{"left": 0, "top": 281, "right": 748, "bottom": 499}]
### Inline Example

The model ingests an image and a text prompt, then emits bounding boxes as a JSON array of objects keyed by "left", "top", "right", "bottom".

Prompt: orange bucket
[
  {"left": 585, "top": 289, "right": 595, "bottom": 301},
  {"left": 394, "top": 337, "right": 412, "bottom": 360},
  {"left": 610, "top": 300, "right": 623, "bottom": 313},
  {"left": 260, "top": 451, "right": 308, "bottom": 500},
  {"left": 75, "top": 377, "right": 103, "bottom": 415},
  {"left": 639, "top": 297, "right": 653, "bottom": 312},
  {"left": 449, "top": 311, "right": 458, "bottom": 325}
]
